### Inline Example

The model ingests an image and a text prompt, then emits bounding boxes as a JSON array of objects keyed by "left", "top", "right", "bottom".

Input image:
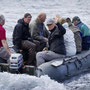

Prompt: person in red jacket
[{"left": 0, "top": 14, "right": 11, "bottom": 63}]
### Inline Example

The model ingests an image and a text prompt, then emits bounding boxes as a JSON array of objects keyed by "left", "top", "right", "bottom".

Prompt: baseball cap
[
  {"left": 46, "top": 18, "right": 55, "bottom": 25},
  {"left": 72, "top": 16, "right": 80, "bottom": 23}
]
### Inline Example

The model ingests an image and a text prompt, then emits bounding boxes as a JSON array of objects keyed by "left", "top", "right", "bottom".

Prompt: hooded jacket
[
  {"left": 13, "top": 19, "right": 32, "bottom": 49},
  {"left": 68, "top": 23, "right": 82, "bottom": 53}
]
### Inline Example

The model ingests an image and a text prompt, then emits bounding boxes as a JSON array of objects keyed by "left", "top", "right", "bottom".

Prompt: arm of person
[
  {"left": 44, "top": 37, "right": 48, "bottom": 42},
  {"left": 31, "top": 25, "right": 48, "bottom": 42},
  {"left": 13, "top": 24, "right": 23, "bottom": 49},
  {"left": 53, "top": 16, "right": 66, "bottom": 35},
  {"left": 56, "top": 22, "right": 66, "bottom": 35},
  {"left": 81, "top": 24, "right": 89, "bottom": 37},
  {"left": 1, "top": 40, "right": 11, "bottom": 55},
  {"left": 43, "top": 47, "right": 48, "bottom": 51}
]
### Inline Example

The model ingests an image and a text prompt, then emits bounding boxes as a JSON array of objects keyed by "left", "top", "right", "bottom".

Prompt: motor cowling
[{"left": 9, "top": 53, "right": 23, "bottom": 70}]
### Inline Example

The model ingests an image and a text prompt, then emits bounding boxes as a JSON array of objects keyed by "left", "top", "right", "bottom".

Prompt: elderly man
[
  {"left": 36, "top": 19, "right": 66, "bottom": 66},
  {"left": 13, "top": 13, "right": 39, "bottom": 65},
  {"left": 30, "top": 13, "right": 49, "bottom": 51},
  {"left": 0, "top": 14, "right": 11, "bottom": 63}
]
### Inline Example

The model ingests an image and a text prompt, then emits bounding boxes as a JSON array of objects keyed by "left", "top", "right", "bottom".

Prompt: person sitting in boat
[
  {"left": 13, "top": 13, "right": 40, "bottom": 65},
  {"left": 0, "top": 14, "right": 11, "bottom": 63},
  {"left": 66, "top": 18, "right": 82, "bottom": 54},
  {"left": 72, "top": 16, "right": 90, "bottom": 50},
  {"left": 36, "top": 18, "right": 66, "bottom": 66},
  {"left": 59, "top": 18, "right": 76, "bottom": 56},
  {"left": 29, "top": 13, "right": 49, "bottom": 51}
]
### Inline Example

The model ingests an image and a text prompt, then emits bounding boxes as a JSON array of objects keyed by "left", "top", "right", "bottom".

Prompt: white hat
[{"left": 46, "top": 18, "right": 55, "bottom": 25}]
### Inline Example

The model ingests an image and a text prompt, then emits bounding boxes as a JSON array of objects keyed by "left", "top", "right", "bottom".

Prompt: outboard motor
[{"left": 9, "top": 53, "right": 23, "bottom": 73}]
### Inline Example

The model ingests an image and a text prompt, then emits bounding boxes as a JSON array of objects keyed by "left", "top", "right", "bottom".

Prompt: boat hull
[{"left": 36, "top": 50, "right": 90, "bottom": 82}]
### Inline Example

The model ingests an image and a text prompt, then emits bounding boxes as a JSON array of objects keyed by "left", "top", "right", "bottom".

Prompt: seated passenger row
[
  {"left": 0, "top": 13, "right": 90, "bottom": 66},
  {"left": 36, "top": 15, "right": 90, "bottom": 66}
]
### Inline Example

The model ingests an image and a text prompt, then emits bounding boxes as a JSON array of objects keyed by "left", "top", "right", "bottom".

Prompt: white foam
[{"left": 0, "top": 72, "right": 66, "bottom": 90}]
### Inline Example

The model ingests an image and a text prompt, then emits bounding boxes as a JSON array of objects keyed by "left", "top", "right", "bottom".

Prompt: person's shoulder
[
  {"left": 30, "top": 20, "right": 37, "bottom": 28},
  {"left": 15, "top": 22, "right": 23, "bottom": 28},
  {"left": 16, "top": 19, "right": 24, "bottom": 27},
  {"left": 83, "top": 23, "right": 88, "bottom": 28},
  {"left": 31, "top": 19, "right": 37, "bottom": 24},
  {"left": 0, "top": 25, "right": 5, "bottom": 32},
  {"left": 81, "top": 23, "right": 89, "bottom": 30}
]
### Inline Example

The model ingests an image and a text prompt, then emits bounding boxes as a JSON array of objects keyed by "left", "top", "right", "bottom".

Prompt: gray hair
[{"left": 0, "top": 15, "right": 5, "bottom": 23}]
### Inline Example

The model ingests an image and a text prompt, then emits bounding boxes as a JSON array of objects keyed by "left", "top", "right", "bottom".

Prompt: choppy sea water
[
  {"left": 0, "top": 72, "right": 66, "bottom": 90},
  {"left": 0, "top": 0, "right": 90, "bottom": 90}
]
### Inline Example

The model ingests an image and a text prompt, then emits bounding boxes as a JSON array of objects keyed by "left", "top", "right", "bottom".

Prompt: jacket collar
[{"left": 36, "top": 18, "right": 43, "bottom": 25}]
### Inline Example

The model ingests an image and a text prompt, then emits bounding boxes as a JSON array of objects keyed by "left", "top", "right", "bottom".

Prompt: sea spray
[{"left": 0, "top": 72, "right": 66, "bottom": 90}]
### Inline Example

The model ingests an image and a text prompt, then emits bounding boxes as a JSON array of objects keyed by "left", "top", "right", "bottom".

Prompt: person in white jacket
[
  {"left": 60, "top": 18, "right": 76, "bottom": 56},
  {"left": 63, "top": 22, "right": 76, "bottom": 56}
]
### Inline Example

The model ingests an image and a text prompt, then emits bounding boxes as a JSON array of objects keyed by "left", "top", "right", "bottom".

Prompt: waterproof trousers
[
  {"left": 22, "top": 40, "right": 40, "bottom": 65},
  {"left": 36, "top": 51, "right": 65, "bottom": 66}
]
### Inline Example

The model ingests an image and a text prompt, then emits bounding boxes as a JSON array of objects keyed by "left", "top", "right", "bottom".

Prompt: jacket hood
[
  {"left": 62, "top": 23, "right": 68, "bottom": 29},
  {"left": 17, "top": 18, "right": 24, "bottom": 24},
  {"left": 17, "top": 18, "right": 29, "bottom": 26}
]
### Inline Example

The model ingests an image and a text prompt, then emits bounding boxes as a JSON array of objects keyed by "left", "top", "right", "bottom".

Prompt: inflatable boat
[
  {"left": 0, "top": 50, "right": 90, "bottom": 82},
  {"left": 36, "top": 50, "right": 90, "bottom": 82}
]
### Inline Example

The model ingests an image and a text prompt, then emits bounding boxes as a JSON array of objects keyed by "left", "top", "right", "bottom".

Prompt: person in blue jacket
[{"left": 72, "top": 16, "right": 90, "bottom": 50}]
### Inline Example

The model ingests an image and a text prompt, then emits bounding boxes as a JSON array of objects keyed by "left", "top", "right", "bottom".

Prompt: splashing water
[{"left": 0, "top": 72, "right": 66, "bottom": 90}]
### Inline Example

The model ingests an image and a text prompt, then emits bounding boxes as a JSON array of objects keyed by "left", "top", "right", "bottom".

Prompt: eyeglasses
[{"left": 47, "top": 24, "right": 52, "bottom": 26}]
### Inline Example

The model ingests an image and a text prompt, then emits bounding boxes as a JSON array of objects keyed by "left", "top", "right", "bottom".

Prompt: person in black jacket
[
  {"left": 13, "top": 13, "right": 40, "bottom": 65},
  {"left": 36, "top": 18, "right": 66, "bottom": 66}
]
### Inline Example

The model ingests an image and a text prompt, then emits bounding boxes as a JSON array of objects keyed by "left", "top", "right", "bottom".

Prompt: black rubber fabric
[{"left": 0, "top": 57, "right": 7, "bottom": 63}]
